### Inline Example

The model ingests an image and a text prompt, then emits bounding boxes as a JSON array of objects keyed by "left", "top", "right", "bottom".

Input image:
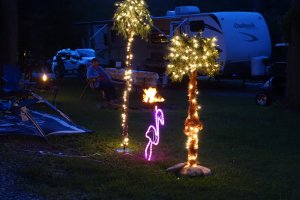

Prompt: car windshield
[{"left": 76, "top": 49, "right": 95, "bottom": 57}]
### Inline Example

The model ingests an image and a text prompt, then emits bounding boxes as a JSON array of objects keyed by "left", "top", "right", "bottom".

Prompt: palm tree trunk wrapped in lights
[
  {"left": 166, "top": 33, "right": 220, "bottom": 176},
  {"left": 185, "top": 71, "right": 202, "bottom": 167},
  {"left": 113, "top": 0, "right": 152, "bottom": 150},
  {"left": 121, "top": 33, "right": 134, "bottom": 149}
]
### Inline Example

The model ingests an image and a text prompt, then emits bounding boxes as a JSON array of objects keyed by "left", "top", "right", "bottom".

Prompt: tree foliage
[
  {"left": 166, "top": 33, "right": 220, "bottom": 82},
  {"left": 113, "top": 0, "right": 152, "bottom": 39}
]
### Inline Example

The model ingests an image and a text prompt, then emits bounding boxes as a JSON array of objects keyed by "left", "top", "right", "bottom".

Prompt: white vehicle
[
  {"left": 51, "top": 48, "right": 95, "bottom": 78},
  {"left": 78, "top": 6, "right": 271, "bottom": 77}
]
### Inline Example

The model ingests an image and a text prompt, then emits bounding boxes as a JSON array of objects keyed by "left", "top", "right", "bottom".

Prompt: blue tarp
[{"left": 0, "top": 110, "right": 92, "bottom": 136}]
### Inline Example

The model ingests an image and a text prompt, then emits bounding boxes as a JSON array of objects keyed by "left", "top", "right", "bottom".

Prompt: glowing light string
[
  {"left": 145, "top": 107, "right": 164, "bottom": 161},
  {"left": 120, "top": 33, "right": 134, "bottom": 149},
  {"left": 113, "top": 0, "right": 152, "bottom": 150}
]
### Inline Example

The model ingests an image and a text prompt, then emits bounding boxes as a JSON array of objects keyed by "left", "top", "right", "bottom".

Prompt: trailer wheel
[{"left": 256, "top": 91, "right": 271, "bottom": 106}]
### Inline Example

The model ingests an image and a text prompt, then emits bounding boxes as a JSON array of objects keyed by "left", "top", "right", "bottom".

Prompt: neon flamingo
[{"left": 145, "top": 107, "right": 164, "bottom": 161}]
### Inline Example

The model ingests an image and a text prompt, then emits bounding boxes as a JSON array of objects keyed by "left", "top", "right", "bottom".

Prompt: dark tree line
[
  {"left": 0, "top": 0, "right": 18, "bottom": 66},
  {"left": 18, "top": 0, "right": 116, "bottom": 59},
  {"left": 285, "top": 0, "right": 300, "bottom": 110}
]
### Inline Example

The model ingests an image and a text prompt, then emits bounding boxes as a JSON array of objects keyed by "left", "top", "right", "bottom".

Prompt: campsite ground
[{"left": 1, "top": 79, "right": 300, "bottom": 200}]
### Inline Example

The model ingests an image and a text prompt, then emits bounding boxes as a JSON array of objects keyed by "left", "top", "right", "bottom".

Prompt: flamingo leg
[{"left": 145, "top": 141, "right": 153, "bottom": 161}]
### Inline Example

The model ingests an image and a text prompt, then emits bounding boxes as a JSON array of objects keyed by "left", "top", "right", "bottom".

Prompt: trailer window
[
  {"left": 190, "top": 20, "right": 205, "bottom": 32},
  {"left": 151, "top": 30, "right": 169, "bottom": 44}
]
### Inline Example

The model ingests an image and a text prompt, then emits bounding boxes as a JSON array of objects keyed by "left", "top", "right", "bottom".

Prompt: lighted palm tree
[
  {"left": 113, "top": 0, "right": 152, "bottom": 150},
  {"left": 166, "top": 33, "right": 220, "bottom": 176}
]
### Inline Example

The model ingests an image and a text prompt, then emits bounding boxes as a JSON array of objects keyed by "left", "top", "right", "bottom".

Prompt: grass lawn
[{"left": 1, "top": 79, "right": 300, "bottom": 200}]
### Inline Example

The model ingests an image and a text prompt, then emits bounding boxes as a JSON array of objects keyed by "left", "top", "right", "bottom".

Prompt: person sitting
[{"left": 86, "top": 58, "right": 118, "bottom": 104}]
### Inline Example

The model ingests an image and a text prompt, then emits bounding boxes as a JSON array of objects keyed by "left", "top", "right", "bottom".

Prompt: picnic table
[{"left": 105, "top": 68, "right": 159, "bottom": 87}]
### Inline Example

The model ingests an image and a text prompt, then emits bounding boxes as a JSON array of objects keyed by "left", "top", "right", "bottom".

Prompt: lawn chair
[
  {"left": 80, "top": 78, "right": 104, "bottom": 100},
  {"left": 2, "top": 65, "right": 22, "bottom": 93},
  {"left": 1, "top": 65, "right": 47, "bottom": 138}
]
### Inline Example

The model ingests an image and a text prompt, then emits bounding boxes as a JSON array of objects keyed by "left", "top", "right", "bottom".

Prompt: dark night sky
[{"left": 18, "top": 0, "right": 291, "bottom": 58}]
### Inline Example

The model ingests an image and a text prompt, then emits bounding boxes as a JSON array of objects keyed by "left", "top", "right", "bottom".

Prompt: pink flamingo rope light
[{"left": 145, "top": 106, "right": 164, "bottom": 161}]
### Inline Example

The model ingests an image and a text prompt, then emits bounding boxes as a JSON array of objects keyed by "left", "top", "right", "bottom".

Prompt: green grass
[{"left": 1, "top": 79, "right": 300, "bottom": 200}]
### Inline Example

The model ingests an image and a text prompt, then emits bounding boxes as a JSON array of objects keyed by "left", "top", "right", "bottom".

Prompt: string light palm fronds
[{"left": 113, "top": 0, "right": 152, "bottom": 39}]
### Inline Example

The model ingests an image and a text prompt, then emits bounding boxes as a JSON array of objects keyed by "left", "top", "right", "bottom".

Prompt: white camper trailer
[{"left": 80, "top": 6, "right": 271, "bottom": 77}]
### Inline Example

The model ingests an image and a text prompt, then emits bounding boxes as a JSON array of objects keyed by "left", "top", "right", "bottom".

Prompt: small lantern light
[{"left": 42, "top": 73, "right": 48, "bottom": 82}]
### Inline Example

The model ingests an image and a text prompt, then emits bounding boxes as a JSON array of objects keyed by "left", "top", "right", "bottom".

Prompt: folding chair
[
  {"left": 2, "top": 65, "right": 22, "bottom": 93},
  {"left": 80, "top": 78, "right": 104, "bottom": 99},
  {"left": 1, "top": 65, "right": 46, "bottom": 139}
]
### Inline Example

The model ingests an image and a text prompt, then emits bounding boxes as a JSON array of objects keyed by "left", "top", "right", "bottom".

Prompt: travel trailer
[{"left": 77, "top": 6, "right": 271, "bottom": 78}]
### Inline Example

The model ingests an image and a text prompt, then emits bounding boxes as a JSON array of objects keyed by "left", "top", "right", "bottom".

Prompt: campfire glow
[
  {"left": 143, "top": 87, "right": 165, "bottom": 103},
  {"left": 42, "top": 73, "right": 48, "bottom": 82}
]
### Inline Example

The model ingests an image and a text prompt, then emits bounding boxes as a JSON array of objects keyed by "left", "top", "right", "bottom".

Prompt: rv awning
[
  {"left": 74, "top": 16, "right": 182, "bottom": 27},
  {"left": 74, "top": 16, "right": 188, "bottom": 39}
]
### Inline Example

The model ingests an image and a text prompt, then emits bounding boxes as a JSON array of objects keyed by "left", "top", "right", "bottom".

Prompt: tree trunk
[
  {"left": 121, "top": 33, "right": 134, "bottom": 149},
  {"left": 184, "top": 71, "right": 203, "bottom": 166},
  {"left": 286, "top": 1, "right": 300, "bottom": 110},
  {"left": 0, "top": 0, "right": 18, "bottom": 65}
]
